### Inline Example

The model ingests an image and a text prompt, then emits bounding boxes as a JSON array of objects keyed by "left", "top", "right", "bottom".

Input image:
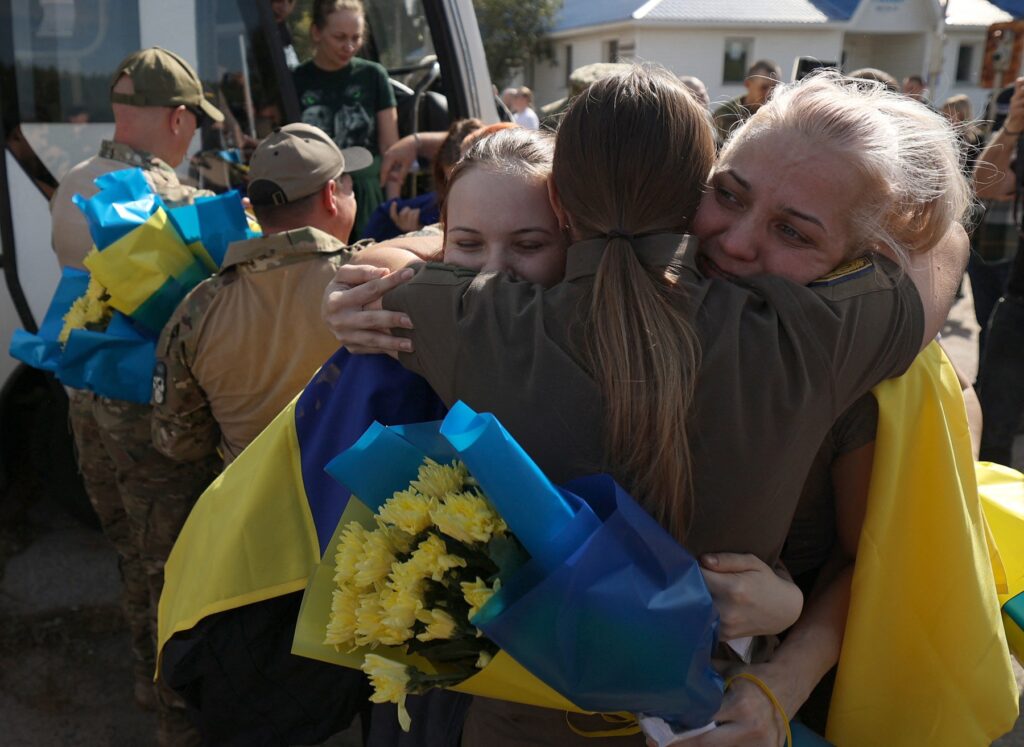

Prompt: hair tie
[{"left": 606, "top": 229, "right": 634, "bottom": 241}]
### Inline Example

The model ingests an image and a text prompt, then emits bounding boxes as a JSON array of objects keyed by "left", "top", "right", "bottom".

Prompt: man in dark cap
[
  {"left": 152, "top": 123, "right": 371, "bottom": 467},
  {"left": 49, "top": 47, "right": 224, "bottom": 745}
]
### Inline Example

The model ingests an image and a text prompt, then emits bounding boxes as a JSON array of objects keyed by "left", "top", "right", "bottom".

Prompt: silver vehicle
[{"left": 0, "top": 0, "right": 497, "bottom": 522}]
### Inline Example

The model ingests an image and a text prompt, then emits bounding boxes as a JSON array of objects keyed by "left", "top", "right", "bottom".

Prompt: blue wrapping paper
[
  {"left": 324, "top": 401, "right": 723, "bottom": 728},
  {"left": 192, "top": 191, "right": 256, "bottom": 268},
  {"left": 59, "top": 312, "right": 156, "bottom": 403},
  {"left": 72, "top": 168, "right": 164, "bottom": 250},
  {"left": 8, "top": 268, "right": 89, "bottom": 371}
]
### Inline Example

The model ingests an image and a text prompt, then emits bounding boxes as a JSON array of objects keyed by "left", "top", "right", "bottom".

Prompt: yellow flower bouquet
[{"left": 293, "top": 402, "right": 723, "bottom": 734}]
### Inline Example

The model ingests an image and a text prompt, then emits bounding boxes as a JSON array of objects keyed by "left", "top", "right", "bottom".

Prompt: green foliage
[{"left": 472, "top": 0, "right": 562, "bottom": 88}]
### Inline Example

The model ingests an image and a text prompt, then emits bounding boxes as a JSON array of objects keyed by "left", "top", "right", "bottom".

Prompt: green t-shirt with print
[{"left": 292, "top": 57, "right": 396, "bottom": 157}]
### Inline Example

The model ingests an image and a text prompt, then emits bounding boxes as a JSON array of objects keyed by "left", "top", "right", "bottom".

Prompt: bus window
[
  {"left": 6, "top": 0, "right": 140, "bottom": 188},
  {"left": 192, "top": 0, "right": 300, "bottom": 191}
]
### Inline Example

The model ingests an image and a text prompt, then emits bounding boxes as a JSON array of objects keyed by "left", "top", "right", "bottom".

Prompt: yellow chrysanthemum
[
  {"left": 379, "top": 586, "right": 422, "bottom": 644},
  {"left": 411, "top": 459, "right": 467, "bottom": 499},
  {"left": 353, "top": 593, "right": 388, "bottom": 647},
  {"left": 475, "top": 650, "right": 493, "bottom": 669},
  {"left": 430, "top": 491, "right": 506, "bottom": 545},
  {"left": 362, "top": 654, "right": 413, "bottom": 731},
  {"left": 324, "top": 583, "right": 359, "bottom": 649},
  {"left": 378, "top": 489, "right": 436, "bottom": 535},
  {"left": 333, "top": 522, "right": 368, "bottom": 586},
  {"left": 353, "top": 529, "right": 401, "bottom": 588},
  {"left": 415, "top": 608, "right": 458, "bottom": 642},
  {"left": 59, "top": 276, "right": 111, "bottom": 343},
  {"left": 461, "top": 576, "right": 501, "bottom": 620},
  {"left": 407, "top": 534, "right": 467, "bottom": 582}
]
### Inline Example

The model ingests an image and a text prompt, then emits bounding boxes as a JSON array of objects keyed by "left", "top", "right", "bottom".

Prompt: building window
[
  {"left": 956, "top": 43, "right": 975, "bottom": 83},
  {"left": 564, "top": 43, "right": 573, "bottom": 87},
  {"left": 723, "top": 38, "right": 753, "bottom": 83},
  {"left": 605, "top": 39, "right": 619, "bottom": 63}
]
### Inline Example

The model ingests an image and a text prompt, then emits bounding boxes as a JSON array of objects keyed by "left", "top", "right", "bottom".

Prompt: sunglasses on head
[{"left": 186, "top": 105, "right": 209, "bottom": 127}]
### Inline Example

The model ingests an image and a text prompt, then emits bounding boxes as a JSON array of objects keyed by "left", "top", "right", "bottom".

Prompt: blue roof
[
  {"left": 553, "top": 0, "right": 861, "bottom": 32},
  {"left": 987, "top": 0, "right": 1024, "bottom": 15},
  {"left": 554, "top": 0, "right": 637, "bottom": 32}
]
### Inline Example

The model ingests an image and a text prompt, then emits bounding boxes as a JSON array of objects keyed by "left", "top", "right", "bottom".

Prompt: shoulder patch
[
  {"left": 809, "top": 256, "right": 873, "bottom": 287},
  {"left": 152, "top": 361, "right": 167, "bottom": 405}
]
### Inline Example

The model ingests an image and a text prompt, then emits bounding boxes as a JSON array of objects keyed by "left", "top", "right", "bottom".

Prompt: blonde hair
[
  {"left": 723, "top": 71, "right": 973, "bottom": 266},
  {"left": 553, "top": 65, "right": 716, "bottom": 540}
]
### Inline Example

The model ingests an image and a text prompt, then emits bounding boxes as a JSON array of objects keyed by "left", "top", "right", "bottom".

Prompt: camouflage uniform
[
  {"left": 152, "top": 227, "right": 355, "bottom": 466},
  {"left": 53, "top": 140, "right": 218, "bottom": 739}
]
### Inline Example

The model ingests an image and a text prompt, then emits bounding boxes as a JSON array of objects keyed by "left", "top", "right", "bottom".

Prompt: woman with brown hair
[{"left": 293, "top": 0, "right": 399, "bottom": 237}]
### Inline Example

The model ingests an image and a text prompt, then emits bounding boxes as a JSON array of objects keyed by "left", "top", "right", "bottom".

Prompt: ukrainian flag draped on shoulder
[
  {"left": 157, "top": 349, "right": 446, "bottom": 663},
  {"left": 826, "top": 342, "right": 1019, "bottom": 746}
]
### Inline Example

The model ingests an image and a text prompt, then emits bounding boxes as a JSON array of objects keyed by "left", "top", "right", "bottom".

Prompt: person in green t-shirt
[{"left": 293, "top": 0, "right": 399, "bottom": 238}]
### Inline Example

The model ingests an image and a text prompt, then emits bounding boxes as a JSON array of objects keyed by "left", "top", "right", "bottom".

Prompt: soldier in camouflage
[
  {"left": 51, "top": 47, "right": 224, "bottom": 746},
  {"left": 152, "top": 124, "right": 371, "bottom": 468}
]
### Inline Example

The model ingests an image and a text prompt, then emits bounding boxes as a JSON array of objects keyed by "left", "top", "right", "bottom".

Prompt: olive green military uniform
[
  {"left": 53, "top": 139, "right": 219, "bottom": 723},
  {"left": 152, "top": 227, "right": 356, "bottom": 466},
  {"left": 383, "top": 235, "right": 923, "bottom": 746},
  {"left": 712, "top": 95, "right": 754, "bottom": 144}
]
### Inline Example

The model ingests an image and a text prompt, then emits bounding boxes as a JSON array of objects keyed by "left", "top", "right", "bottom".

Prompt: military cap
[
  {"left": 569, "top": 62, "right": 631, "bottom": 95},
  {"left": 247, "top": 123, "right": 373, "bottom": 207},
  {"left": 111, "top": 47, "right": 224, "bottom": 123}
]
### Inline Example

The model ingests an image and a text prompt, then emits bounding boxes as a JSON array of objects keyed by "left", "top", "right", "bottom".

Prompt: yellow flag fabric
[
  {"left": 84, "top": 208, "right": 198, "bottom": 314},
  {"left": 157, "top": 396, "right": 319, "bottom": 666},
  {"left": 977, "top": 461, "right": 1024, "bottom": 660},
  {"left": 826, "top": 343, "right": 1019, "bottom": 746}
]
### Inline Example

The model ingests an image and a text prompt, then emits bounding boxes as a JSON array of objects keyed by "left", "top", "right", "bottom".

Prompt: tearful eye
[{"left": 777, "top": 224, "right": 806, "bottom": 242}]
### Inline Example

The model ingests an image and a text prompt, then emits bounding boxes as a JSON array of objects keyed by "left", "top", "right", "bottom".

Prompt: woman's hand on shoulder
[
  {"left": 322, "top": 264, "right": 415, "bottom": 355},
  {"left": 700, "top": 553, "right": 803, "bottom": 639}
]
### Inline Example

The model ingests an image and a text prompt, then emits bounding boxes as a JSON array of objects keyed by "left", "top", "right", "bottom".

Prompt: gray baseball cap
[{"left": 247, "top": 123, "right": 373, "bottom": 207}]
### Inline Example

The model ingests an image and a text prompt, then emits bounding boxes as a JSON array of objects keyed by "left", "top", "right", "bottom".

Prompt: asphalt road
[{"left": 0, "top": 286, "right": 1021, "bottom": 746}]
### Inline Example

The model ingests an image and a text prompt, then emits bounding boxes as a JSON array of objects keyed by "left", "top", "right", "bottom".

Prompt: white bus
[{"left": 0, "top": 0, "right": 498, "bottom": 522}]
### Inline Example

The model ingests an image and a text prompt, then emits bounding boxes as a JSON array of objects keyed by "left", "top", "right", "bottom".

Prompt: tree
[{"left": 473, "top": 0, "right": 562, "bottom": 88}]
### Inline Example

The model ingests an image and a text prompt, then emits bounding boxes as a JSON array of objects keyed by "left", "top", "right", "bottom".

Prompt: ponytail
[{"left": 553, "top": 65, "right": 715, "bottom": 539}]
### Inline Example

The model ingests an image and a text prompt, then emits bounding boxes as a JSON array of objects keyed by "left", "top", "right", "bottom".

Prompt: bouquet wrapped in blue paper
[
  {"left": 8, "top": 168, "right": 257, "bottom": 403},
  {"left": 293, "top": 401, "right": 723, "bottom": 734}
]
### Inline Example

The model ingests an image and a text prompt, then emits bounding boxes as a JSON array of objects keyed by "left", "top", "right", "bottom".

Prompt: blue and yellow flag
[
  {"left": 157, "top": 348, "right": 446, "bottom": 662},
  {"left": 827, "top": 343, "right": 1019, "bottom": 746}
]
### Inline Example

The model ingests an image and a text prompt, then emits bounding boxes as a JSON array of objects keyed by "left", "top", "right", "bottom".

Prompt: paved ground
[{"left": 0, "top": 285, "right": 1020, "bottom": 745}]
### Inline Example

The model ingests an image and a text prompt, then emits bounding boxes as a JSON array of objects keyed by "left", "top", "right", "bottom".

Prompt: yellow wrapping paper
[{"left": 83, "top": 208, "right": 198, "bottom": 315}]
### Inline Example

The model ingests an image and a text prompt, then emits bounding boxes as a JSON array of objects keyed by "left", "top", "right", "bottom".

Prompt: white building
[{"left": 532, "top": 0, "right": 1015, "bottom": 120}]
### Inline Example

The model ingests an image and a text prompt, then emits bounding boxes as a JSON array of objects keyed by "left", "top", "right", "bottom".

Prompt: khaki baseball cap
[
  {"left": 247, "top": 123, "right": 374, "bottom": 206},
  {"left": 110, "top": 47, "right": 224, "bottom": 123}
]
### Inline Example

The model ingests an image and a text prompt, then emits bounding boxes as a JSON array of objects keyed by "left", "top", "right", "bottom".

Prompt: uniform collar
[
  {"left": 221, "top": 226, "right": 343, "bottom": 269},
  {"left": 99, "top": 140, "right": 176, "bottom": 174},
  {"left": 564, "top": 233, "right": 695, "bottom": 282}
]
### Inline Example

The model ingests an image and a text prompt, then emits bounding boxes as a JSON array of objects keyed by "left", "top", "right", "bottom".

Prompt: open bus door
[{"left": 0, "top": 0, "right": 496, "bottom": 524}]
